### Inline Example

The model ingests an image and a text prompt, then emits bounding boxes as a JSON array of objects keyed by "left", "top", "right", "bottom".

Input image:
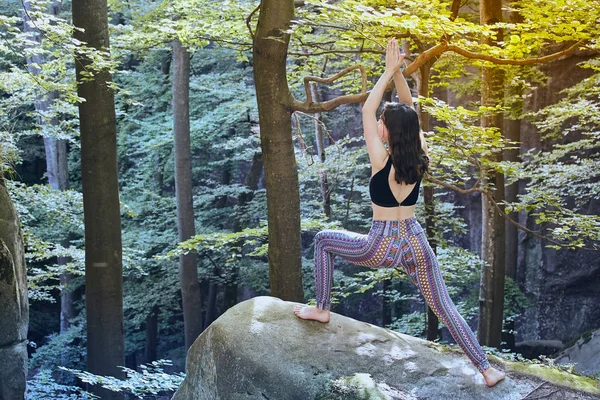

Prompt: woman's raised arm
[{"left": 362, "top": 39, "right": 405, "bottom": 167}]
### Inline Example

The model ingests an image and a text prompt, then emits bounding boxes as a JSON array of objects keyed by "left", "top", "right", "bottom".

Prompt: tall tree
[
  {"left": 226, "top": 151, "right": 264, "bottom": 312},
  {"left": 477, "top": 0, "right": 506, "bottom": 347},
  {"left": 252, "top": 0, "right": 304, "bottom": 302},
  {"left": 72, "top": 0, "right": 125, "bottom": 397},
  {"left": 22, "top": 0, "right": 75, "bottom": 335},
  {"left": 172, "top": 38, "right": 202, "bottom": 351},
  {"left": 416, "top": 61, "right": 440, "bottom": 342},
  {"left": 248, "top": 0, "right": 590, "bottom": 309},
  {"left": 310, "top": 83, "right": 331, "bottom": 219},
  {"left": 503, "top": 5, "right": 526, "bottom": 351},
  {"left": 504, "top": 5, "right": 525, "bottom": 287}
]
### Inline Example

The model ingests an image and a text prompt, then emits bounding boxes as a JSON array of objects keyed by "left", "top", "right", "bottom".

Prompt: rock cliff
[{"left": 0, "top": 181, "right": 29, "bottom": 400}]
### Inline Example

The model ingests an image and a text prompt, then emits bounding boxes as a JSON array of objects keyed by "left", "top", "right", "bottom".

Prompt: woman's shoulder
[{"left": 371, "top": 153, "right": 391, "bottom": 172}]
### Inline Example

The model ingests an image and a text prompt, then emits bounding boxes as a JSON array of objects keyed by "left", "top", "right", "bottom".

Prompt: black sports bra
[{"left": 369, "top": 156, "right": 421, "bottom": 207}]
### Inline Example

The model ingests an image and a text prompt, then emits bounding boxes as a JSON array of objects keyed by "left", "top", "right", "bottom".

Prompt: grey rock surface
[
  {"left": 0, "top": 182, "right": 29, "bottom": 400},
  {"left": 555, "top": 329, "right": 600, "bottom": 376},
  {"left": 172, "top": 296, "right": 600, "bottom": 400}
]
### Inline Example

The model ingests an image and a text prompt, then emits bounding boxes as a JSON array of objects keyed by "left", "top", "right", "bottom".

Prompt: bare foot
[
  {"left": 293, "top": 305, "right": 330, "bottom": 323},
  {"left": 482, "top": 367, "right": 506, "bottom": 387}
]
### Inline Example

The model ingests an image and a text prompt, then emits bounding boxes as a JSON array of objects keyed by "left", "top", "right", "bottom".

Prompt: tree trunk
[
  {"left": 172, "top": 39, "right": 203, "bottom": 352},
  {"left": 310, "top": 83, "right": 331, "bottom": 219},
  {"left": 253, "top": 0, "right": 304, "bottom": 302},
  {"left": 0, "top": 179, "right": 28, "bottom": 400},
  {"left": 477, "top": 0, "right": 506, "bottom": 348},
  {"left": 224, "top": 152, "right": 265, "bottom": 314},
  {"left": 504, "top": 5, "right": 524, "bottom": 285},
  {"left": 417, "top": 63, "right": 440, "bottom": 341},
  {"left": 504, "top": 117, "right": 519, "bottom": 280},
  {"left": 154, "top": 150, "right": 164, "bottom": 196},
  {"left": 72, "top": 0, "right": 125, "bottom": 396},
  {"left": 503, "top": 7, "right": 525, "bottom": 352},
  {"left": 382, "top": 279, "right": 392, "bottom": 326},
  {"left": 204, "top": 268, "right": 218, "bottom": 329},
  {"left": 144, "top": 307, "right": 158, "bottom": 363},
  {"left": 23, "top": 1, "right": 76, "bottom": 335}
]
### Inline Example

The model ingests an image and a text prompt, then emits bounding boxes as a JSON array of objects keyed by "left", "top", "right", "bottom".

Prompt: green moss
[
  {"left": 316, "top": 374, "right": 388, "bottom": 400},
  {"left": 563, "top": 329, "right": 595, "bottom": 349},
  {"left": 498, "top": 357, "right": 600, "bottom": 395},
  {"left": 581, "top": 330, "right": 594, "bottom": 346}
]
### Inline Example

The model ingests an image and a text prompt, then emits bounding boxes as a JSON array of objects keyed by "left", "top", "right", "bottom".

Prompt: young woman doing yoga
[{"left": 293, "top": 39, "right": 506, "bottom": 387}]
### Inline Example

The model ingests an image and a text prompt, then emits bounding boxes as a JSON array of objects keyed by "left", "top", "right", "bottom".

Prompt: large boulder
[
  {"left": 0, "top": 181, "right": 29, "bottom": 400},
  {"left": 172, "top": 296, "right": 600, "bottom": 400},
  {"left": 554, "top": 329, "right": 600, "bottom": 376}
]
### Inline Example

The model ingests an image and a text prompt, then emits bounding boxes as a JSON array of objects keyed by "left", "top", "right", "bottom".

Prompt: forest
[{"left": 0, "top": 0, "right": 599, "bottom": 398}]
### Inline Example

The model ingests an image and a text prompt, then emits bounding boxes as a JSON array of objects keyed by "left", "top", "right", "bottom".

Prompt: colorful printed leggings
[{"left": 313, "top": 218, "right": 491, "bottom": 373}]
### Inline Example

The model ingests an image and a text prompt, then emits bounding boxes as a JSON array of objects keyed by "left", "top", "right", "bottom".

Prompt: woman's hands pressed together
[{"left": 385, "top": 39, "right": 405, "bottom": 76}]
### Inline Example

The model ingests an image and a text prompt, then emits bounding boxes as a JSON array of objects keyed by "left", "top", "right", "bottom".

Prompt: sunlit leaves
[{"left": 420, "top": 97, "right": 513, "bottom": 185}]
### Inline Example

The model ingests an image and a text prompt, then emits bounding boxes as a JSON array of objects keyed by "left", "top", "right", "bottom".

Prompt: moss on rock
[{"left": 492, "top": 355, "right": 600, "bottom": 394}]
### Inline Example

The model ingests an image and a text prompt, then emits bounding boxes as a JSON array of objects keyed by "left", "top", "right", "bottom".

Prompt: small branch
[
  {"left": 301, "top": 64, "right": 367, "bottom": 105},
  {"left": 292, "top": 112, "right": 314, "bottom": 166},
  {"left": 426, "top": 174, "right": 485, "bottom": 195},
  {"left": 450, "top": 0, "right": 461, "bottom": 21},
  {"left": 522, "top": 382, "right": 547, "bottom": 399},
  {"left": 296, "top": 39, "right": 338, "bottom": 46},
  {"left": 289, "top": 48, "right": 383, "bottom": 57},
  {"left": 189, "top": 34, "right": 252, "bottom": 47},
  {"left": 291, "top": 39, "right": 586, "bottom": 113},
  {"left": 446, "top": 40, "right": 585, "bottom": 65},
  {"left": 246, "top": 3, "right": 260, "bottom": 41},
  {"left": 426, "top": 175, "right": 600, "bottom": 251},
  {"left": 294, "top": 110, "right": 342, "bottom": 158}
]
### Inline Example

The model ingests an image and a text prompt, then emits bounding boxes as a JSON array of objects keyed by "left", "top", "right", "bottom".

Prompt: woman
[{"left": 293, "top": 39, "right": 506, "bottom": 387}]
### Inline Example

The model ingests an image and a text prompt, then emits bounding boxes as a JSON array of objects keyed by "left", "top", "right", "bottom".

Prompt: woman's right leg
[
  {"left": 312, "top": 229, "right": 380, "bottom": 310},
  {"left": 401, "top": 231, "right": 492, "bottom": 374},
  {"left": 295, "top": 223, "right": 398, "bottom": 322}
]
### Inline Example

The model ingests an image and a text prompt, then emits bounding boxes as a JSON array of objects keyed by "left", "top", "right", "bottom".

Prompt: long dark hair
[{"left": 382, "top": 102, "right": 429, "bottom": 184}]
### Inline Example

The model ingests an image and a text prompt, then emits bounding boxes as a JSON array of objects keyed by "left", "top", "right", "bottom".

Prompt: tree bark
[
  {"left": 503, "top": 6, "right": 525, "bottom": 352},
  {"left": 144, "top": 306, "right": 158, "bottom": 363},
  {"left": 477, "top": 0, "right": 506, "bottom": 348},
  {"left": 416, "top": 63, "right": 440, "bottom": 341},
  {"left": 204, "top": 271, "right": 218, "bottom": 329},
  {"left": 310, "top": 83, "right": 331, "bottom": 219},
  {"left": 72, "top": 0, "right": 125, "bottom": 397},
  {"left": 504, "top": 5, "right": 524, "bottom": 285},
  {"left": 172, "top": 39, "right": 203, "bottom": 351},
  {"left": 224, "top": 152, "right": 265, "bottom": 314},
  {"left": 253, "top": 0, "right": 304, "bottom": 302},
  {"left": 504, "top": 117, "right": 519, "bottom": 280},
  {"left": 23, "top": 1, "right": 76, "bottom": 335}
]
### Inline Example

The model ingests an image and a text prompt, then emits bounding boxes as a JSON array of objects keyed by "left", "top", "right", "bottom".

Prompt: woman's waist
[
  {"left": 372, "top": 203, "right": 416, "bottom": 220},
  {"left": 369, "top": 218, "right": 424, "bottom": 238}
]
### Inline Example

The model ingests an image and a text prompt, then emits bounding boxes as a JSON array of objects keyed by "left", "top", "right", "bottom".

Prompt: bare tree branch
[
  {"left": 290, "top": 40, "right": 586, "bottom": 113},
  {"left": 302, "top": 65, "right": 367, "bottom": 104},
  {"left": 450, "top": 0, "right": 461, "bottom": 21},
  {"left": 425, "top": 174, "right": 599, "bottom": 251},
  {"left": 289, "top": 48, "right": 383, "bottom": 56},
  {"left": 246, "top": 3, "right": 260, "bottom": 41},
  {"left": 446, "top": 40, "right": 585, "bottom": 65}
]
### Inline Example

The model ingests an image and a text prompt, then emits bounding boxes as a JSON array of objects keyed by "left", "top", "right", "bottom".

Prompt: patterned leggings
[{"left": 313, "top": 218, "right": 491, "bottom": 374}]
